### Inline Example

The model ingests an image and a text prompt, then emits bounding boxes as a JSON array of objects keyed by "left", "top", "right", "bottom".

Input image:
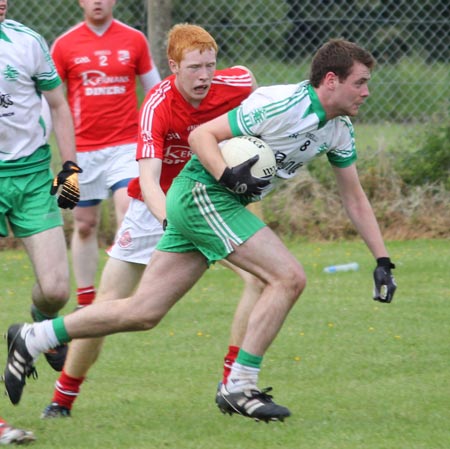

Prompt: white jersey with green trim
[
  {"left": 0, "top": 20, "right": 61, "bottom": 161},
  {"left": 228, "top": 80, "right": 357, "bottom": 194}
]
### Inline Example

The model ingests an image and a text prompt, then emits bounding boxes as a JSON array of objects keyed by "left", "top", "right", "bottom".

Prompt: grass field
[{"left": 1, "top": 238, "right": 449, "bottom": 449}]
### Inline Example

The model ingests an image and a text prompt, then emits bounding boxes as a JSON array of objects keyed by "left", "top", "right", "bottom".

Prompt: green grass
[{"left": 1, "top": 238, "right": 449, "bottom": 448}]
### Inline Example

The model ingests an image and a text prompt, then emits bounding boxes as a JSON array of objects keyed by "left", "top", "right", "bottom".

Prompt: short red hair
[{"left": 167, "top": 23, "right": 218, "bottom": 64}]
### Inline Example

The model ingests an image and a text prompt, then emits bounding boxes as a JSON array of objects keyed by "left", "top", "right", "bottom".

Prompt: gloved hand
[
  {"left": 218, "top": 155, "right": 270, "bottom": 195},
  {"left": 373, "top": 257, "right": 397, "bottom": 303},
  {"left": 50, "top": 160, "right": 83, "bottom": 209}
]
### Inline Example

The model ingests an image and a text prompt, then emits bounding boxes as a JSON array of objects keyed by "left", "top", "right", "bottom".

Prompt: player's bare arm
[
  {"left": 188, "top": 114, "right": 234, "bottom": 180},
  {"left": 333, "top": 164, "right": 390, "bottom": 259},
  {"left": 42, "top": 86, "right": 77, "bottom": 163},
  {"left": 139, "top": 158, "right": 166, "bottom": 224},
  {"left": 139, "top": 68, "right": 162, "bottom": 94}
]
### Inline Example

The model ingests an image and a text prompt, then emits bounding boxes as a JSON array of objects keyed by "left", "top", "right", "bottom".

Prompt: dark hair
[{"left": 309, "top": 39, "right": 376, "bottom": 87}]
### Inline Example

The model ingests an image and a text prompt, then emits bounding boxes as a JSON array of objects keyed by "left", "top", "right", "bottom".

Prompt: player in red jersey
[
  {"left": 0, "top": 417, "right": 35, "bottom": 445},
  {"left": 50, "top": 0, "right": 160, "bottom": 312},
  {"left": 41, "top": 23, "right": 262, "bottom": 418}
]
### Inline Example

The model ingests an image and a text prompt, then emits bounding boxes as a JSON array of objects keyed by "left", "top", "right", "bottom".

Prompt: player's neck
[
  {"left": 314, "top": 86, "right": 340, "bottom": 121},
  {"left": 85, "top": 17, "right": 113, "bottom": 36}
]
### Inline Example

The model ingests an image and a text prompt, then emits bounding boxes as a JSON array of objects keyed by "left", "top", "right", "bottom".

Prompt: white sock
[
  {"left": 24, "top": 321, "right": 59, "bottom": 359},
  {"left": 226, "top": 362, "right": 260, "bottom": 393}
]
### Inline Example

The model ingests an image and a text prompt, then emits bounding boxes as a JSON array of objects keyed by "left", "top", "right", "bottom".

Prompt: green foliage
[
  {"left": 392, "top": 112, "right": 450, "bottom": 189},
  {"left": 2, "top": 239, "right": 450, "bottom": 448},
  {"left": 307, "top": 111, "right": 450, "bottom": 192},
  {"left": 263, "top": 122, "right": 449, "bottom": 240}
]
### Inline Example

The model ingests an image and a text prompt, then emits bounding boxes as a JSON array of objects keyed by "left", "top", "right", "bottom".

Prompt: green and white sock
[
  {"left": 25, "top": 317, "right": 70, "bottom": 359},
  {"left": 226, "top": 349, "right": 263, "bottom": 393}
]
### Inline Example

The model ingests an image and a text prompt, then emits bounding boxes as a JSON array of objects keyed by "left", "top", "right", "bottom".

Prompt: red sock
[
  {"left": 77, "top": 286, "right": 96, "bottom": 307},
  {"left": 52, "top": 370, "right": 85, "bottom": 410},
  {"left": 222, "top": 345, "right": 240, "bottom": 385}
]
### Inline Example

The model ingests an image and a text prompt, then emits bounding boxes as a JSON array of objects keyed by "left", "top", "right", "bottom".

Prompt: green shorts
[
  {"left": 157, "top": 176, "right": 265, "bottom": 265},
  {"left": 0, "top": 168, "right": 63, "bottom": 238}
]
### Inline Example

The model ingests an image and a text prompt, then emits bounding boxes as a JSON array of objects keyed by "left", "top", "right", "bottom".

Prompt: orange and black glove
[{"left": 50, "top": 160, "right": 83, "bottom": 209}]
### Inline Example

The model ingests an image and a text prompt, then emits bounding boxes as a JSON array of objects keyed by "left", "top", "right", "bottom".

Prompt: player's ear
[
  {"left": 168, "top": 59, "right": 178, "bottom": 75},
  {"left": 324, "top": 71, "right": 338, "bottom": 90}
]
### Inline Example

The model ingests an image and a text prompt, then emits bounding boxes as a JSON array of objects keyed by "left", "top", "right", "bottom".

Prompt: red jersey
[
  {"left": 51, "top": 20, "right": 155, "bottom": 151},
  {"left": 128, "top": 67, "right": 253, "bottom": 199}
]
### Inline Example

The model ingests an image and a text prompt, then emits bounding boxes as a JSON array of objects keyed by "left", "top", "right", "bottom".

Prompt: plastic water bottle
[{"left": 323, "top": 262, "right": 359, "bottom": 273}]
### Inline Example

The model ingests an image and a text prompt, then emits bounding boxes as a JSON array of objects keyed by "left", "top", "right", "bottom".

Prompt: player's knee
[
  {"left": 38, "top": 282, "right": 70, "bottom": 313},
  {"left": 134, "top": 314, "right": 163, "bottom": 331},
  {"left": 41, "top": 273, "right": 70, "bottom": 298},
  {"left": 74, "top": 218, "right": 98, "bottom": 239},
  {"left": 76, "top": 224, "right": 97, "bottom": 240},
  {"left": 127, "top": 306, "right": 166, "bottom": 331},
  {"left": 126, "top": 290, "right": 174, "bottom": 331},
  {"left": 47, "top": 288, "right": 70, "bottom": 306},
  {"left": 278, "top": 263, "right": 306, "bottom": 302}
]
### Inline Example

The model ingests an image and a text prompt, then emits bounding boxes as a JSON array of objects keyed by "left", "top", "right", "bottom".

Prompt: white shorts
[
  {"left": 106, "top": 198, "right": 164, "bottom": 265},
  {"left": 77, "top": 143, "right": 139, "bottom": 202}
]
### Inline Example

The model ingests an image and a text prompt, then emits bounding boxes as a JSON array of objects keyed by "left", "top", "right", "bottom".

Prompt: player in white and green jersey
[
  {"left": 5, "top": 38, "right": 397, "bottom": 424},
  {"left": 180, "top": 80, "right": 357, "bottom": 198},
  {"left": 178, "top": 40, "right": 396, "bottom": 417},
  {"left": 0, "top": 20, "right": 60, "bottom": 164},
  {"left": 0, "top": 0, "right": 79, "bottom": 373}
]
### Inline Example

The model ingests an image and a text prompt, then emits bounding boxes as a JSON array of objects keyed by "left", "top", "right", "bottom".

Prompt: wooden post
[{"left": 147, "top": 0, "right": 172, "bottom": 79}]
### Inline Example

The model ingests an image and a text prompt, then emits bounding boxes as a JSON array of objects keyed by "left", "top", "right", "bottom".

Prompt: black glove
[
  {"left": 218, "top": 155, "right": 270, "bottom": 195},
  {"left": 50, "top": 160, "right": 83, "bottom": 210},
  {"left": 373, "top": 257, "right": 397, "bottom": 303}
]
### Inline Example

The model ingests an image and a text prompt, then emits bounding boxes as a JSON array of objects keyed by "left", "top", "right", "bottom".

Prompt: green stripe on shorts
[{"left": 158, "top": 176, "right": 265, "bottom": 265}]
